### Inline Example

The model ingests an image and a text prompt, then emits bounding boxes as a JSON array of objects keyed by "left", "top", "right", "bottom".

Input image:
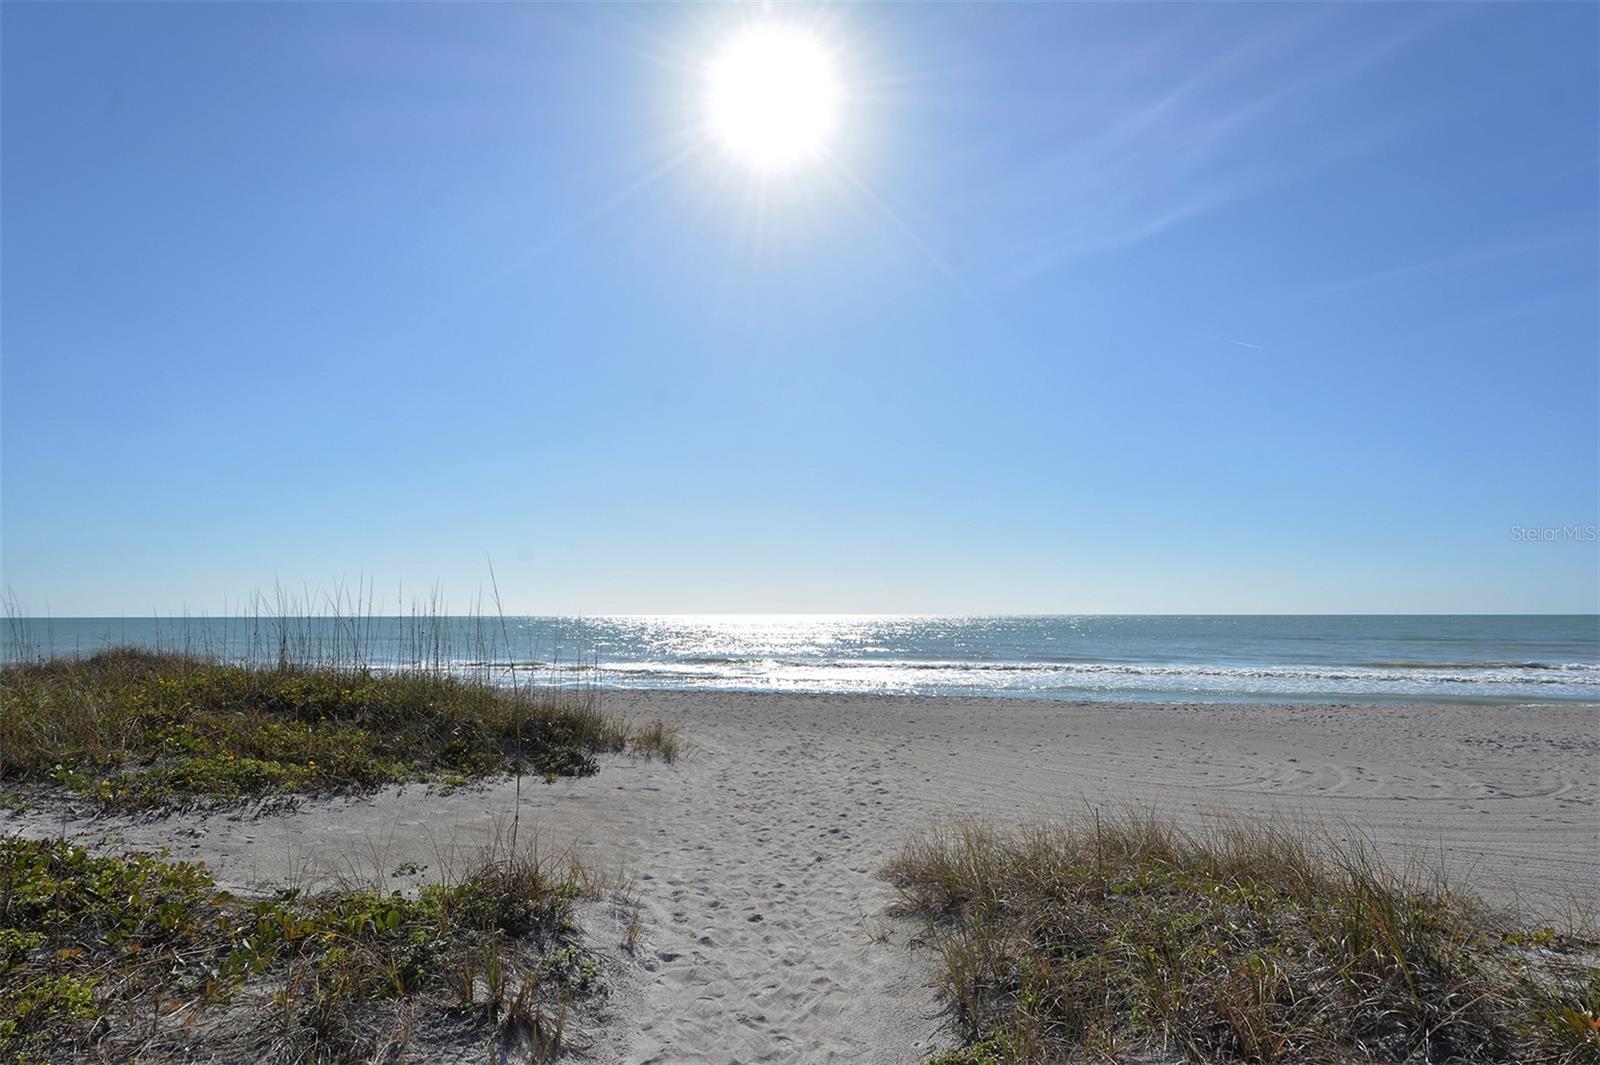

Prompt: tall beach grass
[{"left": 1, "top": 587, "right": 676, "bottom": 809}]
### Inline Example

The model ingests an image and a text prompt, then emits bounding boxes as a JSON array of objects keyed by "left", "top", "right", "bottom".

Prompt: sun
[{"left": 706, "top": 24, "right": 839, "bottom": 173}]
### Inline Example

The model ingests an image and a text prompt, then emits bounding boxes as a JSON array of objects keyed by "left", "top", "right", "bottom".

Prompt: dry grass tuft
[
  {"left": 885, "top": 810, "right": 1600, "bottom": 1064},
  {"left": 627, "top": 719, "right": 682, "bottom": 763}
]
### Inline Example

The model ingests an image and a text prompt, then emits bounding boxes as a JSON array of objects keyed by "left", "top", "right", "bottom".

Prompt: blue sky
[{"left": 3, "top": 2, "right": 1596, "bottom": 615}]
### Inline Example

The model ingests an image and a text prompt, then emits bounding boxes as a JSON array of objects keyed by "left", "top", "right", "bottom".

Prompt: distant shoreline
[{"left": 8, "top": 613, "right": 1598, "bottom": 705}]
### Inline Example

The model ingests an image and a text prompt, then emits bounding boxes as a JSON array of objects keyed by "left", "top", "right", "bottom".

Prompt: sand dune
[{"left": 8, "top": 693, "right": 1596, "bottom": 1062}]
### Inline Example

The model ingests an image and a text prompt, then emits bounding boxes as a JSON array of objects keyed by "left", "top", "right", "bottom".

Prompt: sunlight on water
[{"left": 7, "top": 614, "right": 1597, "bottom": 704}]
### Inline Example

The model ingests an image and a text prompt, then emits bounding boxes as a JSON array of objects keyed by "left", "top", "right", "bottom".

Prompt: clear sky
[{"left": 3, "top": 2, "right": 1596, "bottom": 616}]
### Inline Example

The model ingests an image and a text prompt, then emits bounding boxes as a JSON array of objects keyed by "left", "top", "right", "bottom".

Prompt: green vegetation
[
  {"left": 0, "top": 648, "right": 677, "bottom": 810},
  {"left": 886, "top": 812, "right": 1600, "bottom": 1064},
  {"left": 0, "top": 835, "right": 599, "bottom": 1063}
]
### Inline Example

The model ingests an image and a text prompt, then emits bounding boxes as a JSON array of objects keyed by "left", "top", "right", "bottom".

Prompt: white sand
[{"left": 9, "top": 693, "right": 1597, "bottom": 1062}]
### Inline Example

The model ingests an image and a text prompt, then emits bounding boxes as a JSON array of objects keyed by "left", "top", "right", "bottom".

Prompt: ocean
[{"left": 6, "top": 614, "right": 1597, "bottom": 704}]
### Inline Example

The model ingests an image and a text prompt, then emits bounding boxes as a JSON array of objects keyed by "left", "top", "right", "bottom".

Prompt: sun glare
[{"left": 706, "top": 24, "right": 839, "bottom": 173}]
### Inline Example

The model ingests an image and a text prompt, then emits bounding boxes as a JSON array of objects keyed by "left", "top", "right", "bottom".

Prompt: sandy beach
[{"left": 9, "top": 692, "right": 1597, "bottom": 1063}]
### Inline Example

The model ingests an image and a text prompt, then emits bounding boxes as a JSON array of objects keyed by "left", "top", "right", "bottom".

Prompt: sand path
[{"left": 9, "top": 694, "right": 1597, "bottom": 1062}]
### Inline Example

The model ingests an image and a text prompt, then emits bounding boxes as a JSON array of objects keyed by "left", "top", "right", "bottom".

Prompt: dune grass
[
  {"left": 0, "top": 648, "right": 677, "bottom": 810},
  {"left": 0, "top": 832, "right": 601, "bottom": 1063},
  {"left": 885, "top": 811, "right": 1600, "bottom": 1064}
]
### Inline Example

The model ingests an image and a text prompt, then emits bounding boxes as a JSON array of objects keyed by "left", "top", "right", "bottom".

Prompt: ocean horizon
[{"left": 8, "top": 613, "right": 1597, "bottom": 705}]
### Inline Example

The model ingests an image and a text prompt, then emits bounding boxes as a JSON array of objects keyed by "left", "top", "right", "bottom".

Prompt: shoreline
[
  {"left": 12, "top": 613, "right": 1598, "bottom": 708},
  {"left": 577, "top": 682, "right": 1600, "bottom": 707},
  {"left": 7, "top": 690, "right": 1596, "bottom": 1062}
]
